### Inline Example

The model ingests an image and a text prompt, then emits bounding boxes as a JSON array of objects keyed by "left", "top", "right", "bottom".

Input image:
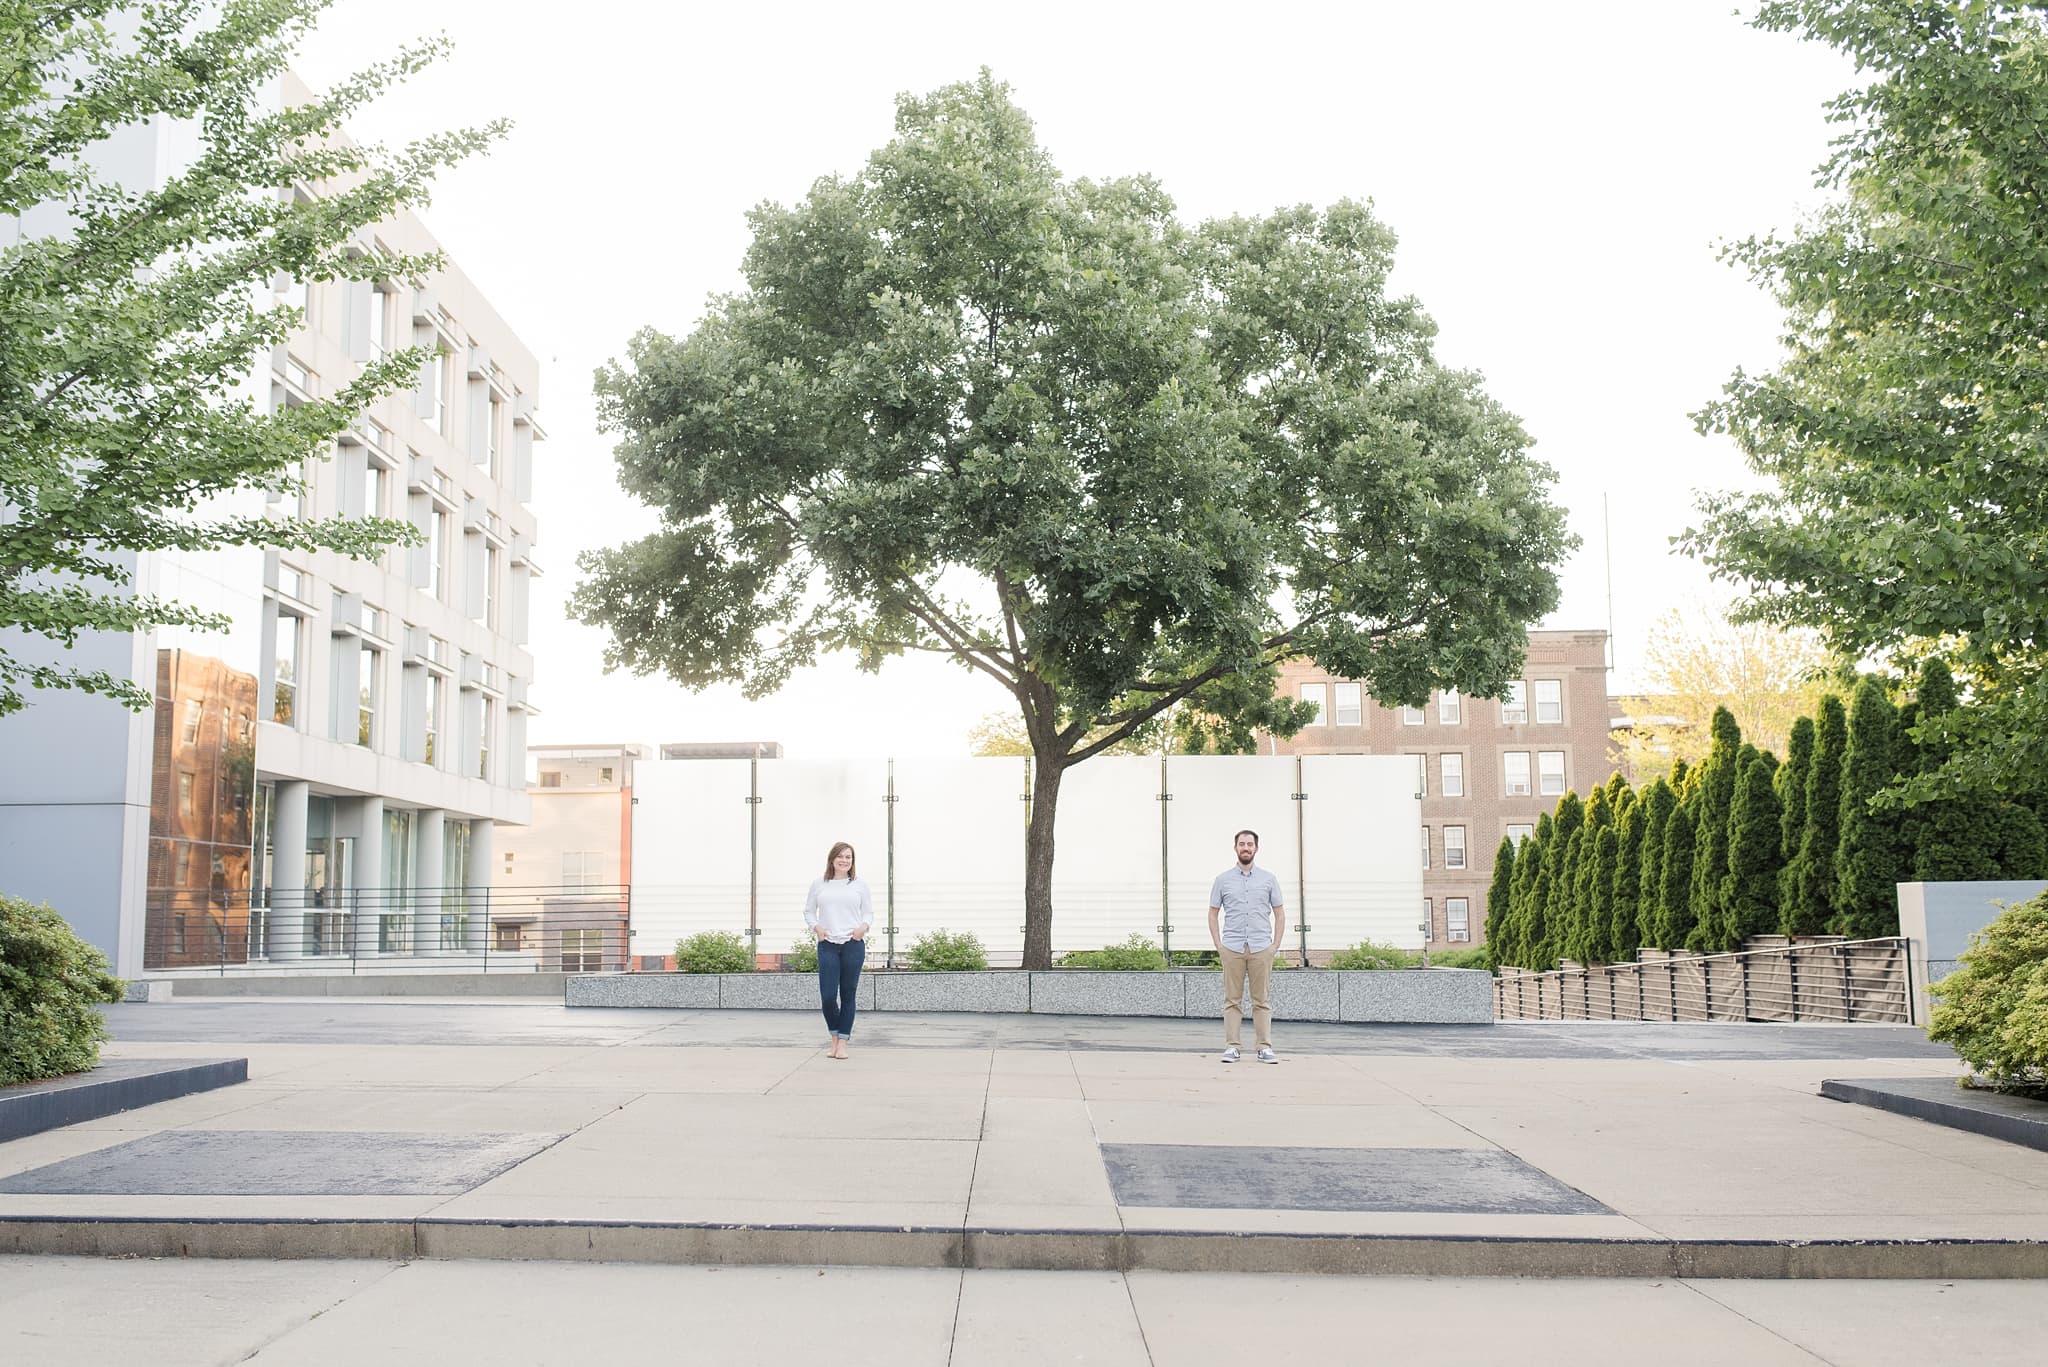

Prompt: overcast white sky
[{"left": 293, "top": 0, "right": 1855, "bottom": 761}]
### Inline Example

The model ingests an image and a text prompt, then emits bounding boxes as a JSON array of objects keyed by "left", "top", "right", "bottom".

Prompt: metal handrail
[{"left": 1493, "top": 937, "right": 1912, "bottom": 1024}]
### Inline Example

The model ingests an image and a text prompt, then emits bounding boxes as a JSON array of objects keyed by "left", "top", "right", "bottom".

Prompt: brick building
[{"left": 1261, "top": 630, "right": 1618, "bottom": 951}]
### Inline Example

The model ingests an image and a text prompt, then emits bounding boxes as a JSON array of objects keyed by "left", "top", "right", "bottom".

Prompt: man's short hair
[{"left": 1233, "top": 829, "right": 1260, "bottom": 847}]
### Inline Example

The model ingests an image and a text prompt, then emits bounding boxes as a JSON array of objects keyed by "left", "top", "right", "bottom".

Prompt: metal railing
[
  {"left": 1493, "top": 937, "right": 1913, "bottom": 1025},
  {"left": 141, "top": 884, "right": 631, "bottom": 975}
]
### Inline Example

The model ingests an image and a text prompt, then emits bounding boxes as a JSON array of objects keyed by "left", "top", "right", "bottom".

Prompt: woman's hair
[{"left": 822, "top": 841, "right": 857, "bottom": 880}]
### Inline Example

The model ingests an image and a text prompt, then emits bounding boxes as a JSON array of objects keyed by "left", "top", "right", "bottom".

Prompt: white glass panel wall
[
  {"left": 890, "top": 757, "right": 1027, "bottom": 965},
  {"left": 1165, "top": 756, "right": 1299, "bottom": 950},
  {"left": 1050, "top": 756, "right": 1165, "bottom": 957},
  {"left": 754, "top": 759, "right": 889, "bottom": 958},
  {"left": 629, "top": 759, "right": 752, "bottom": 957},
  {"left": 1300, "top": 754, "right": 1424, "bottom": 950}
]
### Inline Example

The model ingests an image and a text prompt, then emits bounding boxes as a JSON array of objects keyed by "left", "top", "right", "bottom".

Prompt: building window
[
  {"left": 178, "top": 771, "right": 195, "bottom": 817},
  {"left": 1411, "top": 753, "right": 1427, "bottom": 796},
  {"left": 1538, "top": 750, "right": 1566, "bottom": 796},
  {"left": 479, "top": 696, "right": 494, "bottom": 781},
  {"left": 1444, "top": 826, "right": 1467, "bottom": 870},
  {"left": 1440, "top": 753, "right": 1464, "bottom": 797},
  {"left": 563, "top": 852, "right": 605, "bottom": 891},
  {"left": 599, "top": 766, "right": 614, "bottom": 784},
  {"left": 561, "top": 927, "right": 604, "bottom": 973},
  {"left": 366, "top": 462, "right": 387, "bottom": 520},
  {"left": 1299, "top": 682, "right": 1327, "bottom": 725},
  {"left": 1420, "top": 826, "right": 1430, "bottom": 870},
  {"left": 1507, "top": 822, "right": 1534, "bottom": 846},
  {"left": 1447, "top": 897, "right": 1471, "bottom": 941},
  {"left": 174, "top": 844, "right": 193, "bottom": 887},
  {"left": 1333, "top": 681, "right": 1362, "bottom": 727},
  {"left": 367, "top": 283, "right": 390, "bottom": 360},
  {"left": 429, "top": 508, "right": 450, "bottom": 600},
  {"left": 1401, "top": 702, "right": 1425, "bottom": 725},
  {"left": 1504, "top": 751, "right": 1532, "bottom": 797},
  {"left": 181, "top": 701, "right": 203, "bottom": 746},
  {"left": 487, "top": 392, "right": 503, "bottom": 476},
  {"left": 1422, "top": 897, "right": 1433, "bottom": 938},
  {"left": 483, "top": 545, "right": 500, "bottom": 629},
  {"left": 1437, "top": 689, "right": 1461, "bottom": 725},
  {"left": 354, "top": 647, "right": 379, "bottom": 747},
  {"left": 435, "top": 345, "right": 456, "bottom": 435},
  {"left": 1501, "top": 681, "right": 1528, "bottom": 724},
  {"left": 1534, "top": 679, "right": 1563, "bottom": 724},
  {"left": 425, "top": 672, "right": 444, "bottom": 767},
  {"left": 273, "top": 613, "right": 301, "bottom": 726},
  {"left": 538, "top": 770, "right": 562, "bottom": 788}
]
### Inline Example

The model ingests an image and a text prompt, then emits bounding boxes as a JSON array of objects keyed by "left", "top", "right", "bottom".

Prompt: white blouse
[{"left": 803, "top": 877, "right": 873, "bottom": 944}]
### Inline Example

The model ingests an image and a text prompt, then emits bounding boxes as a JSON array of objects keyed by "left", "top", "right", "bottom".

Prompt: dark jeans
[{"left": 817, "top": 937, "right": 866, "bottom": 1039}]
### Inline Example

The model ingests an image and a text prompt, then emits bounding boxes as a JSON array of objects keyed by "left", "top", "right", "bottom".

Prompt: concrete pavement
[
  {"left": 1, "top": 1002, "right": 2044, "bottom": 1276},
  {"left": 3, "top": 1258, "right": 2044, "bottom": 1366}
]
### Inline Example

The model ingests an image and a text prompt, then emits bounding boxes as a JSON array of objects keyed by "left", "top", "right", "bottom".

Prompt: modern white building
[{"left": 0, "top": 76, "right": 543, "bottom": 976}]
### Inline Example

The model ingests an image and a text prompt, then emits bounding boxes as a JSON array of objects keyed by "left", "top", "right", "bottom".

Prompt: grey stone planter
[{"left": 565, "top": 967, "right": 1492, "bottom": 1023}]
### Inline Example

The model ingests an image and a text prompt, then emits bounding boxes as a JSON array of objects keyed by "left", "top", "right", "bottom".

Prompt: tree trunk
[{"left": 1022, "top": 753, "right": 1064, "bottom": 970}]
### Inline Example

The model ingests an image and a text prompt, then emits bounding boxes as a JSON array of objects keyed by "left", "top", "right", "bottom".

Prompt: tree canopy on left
[{"left": 0, "top": 0, "right": 503, "bottom": 715}]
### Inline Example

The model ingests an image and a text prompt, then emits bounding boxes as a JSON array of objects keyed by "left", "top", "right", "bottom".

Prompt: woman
[{"left": 803, "top": 840, "right": 872, "bottom": 1059}]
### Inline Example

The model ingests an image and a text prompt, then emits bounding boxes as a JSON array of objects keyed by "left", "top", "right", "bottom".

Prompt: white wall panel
[
  {"left": 1165, "top": 756, "right": 1300, "bottom": 950},
  {"left": 1301, "top": 754, "right": 1426, "bottom": 951},
  {"left": 1050, "top": 756, "right": 1166, "bottom": 955},
  {"left": 629, "top": 759, "right": 751, "bottom": 957},
  {"left": 754, "top": 759, "right": 890, "bottom": 957},
  {"left": 889, "top": 757, "right": 1028, "bottom": 964}
]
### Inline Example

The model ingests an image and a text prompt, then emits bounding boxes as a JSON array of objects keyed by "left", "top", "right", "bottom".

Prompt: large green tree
[
  {"left": 1684, "top": 1, "right": 2048, "bottom": 805},
  {"left": 1775, "top": 714, "right": 1815, "bottom": 925},
  {"left": 1686, "top": 707, "right": 1744, "bottom": 949},
  {"left": 1721, "top": 748, "right": 1785, "bottom": 947},
  {"left": 0, "top": 0, "right": 502, "bottom": 715},
  {"left": 1834, "top": 676, "right": 1903, "bottom": 938},
  {"left": 1786, "top": 694, "right": 1847, "bottom": 935},
  {"left": 572, "top": 75, "right": 1573, "bottom": 966}
]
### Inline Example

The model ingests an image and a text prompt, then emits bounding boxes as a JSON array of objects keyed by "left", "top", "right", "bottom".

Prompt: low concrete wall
[
  {"left": 566, "top": 968, "right": 1493, "bottom": 1023},
  {"left": 166, "top": 973, "right": 570, "bottom": 999}
]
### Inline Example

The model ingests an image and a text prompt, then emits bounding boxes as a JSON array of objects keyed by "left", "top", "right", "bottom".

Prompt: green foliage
[
  {"left": 906, "top": 929, "right": 990, "bottom": 972},
  {"left": 1327, "top": 940, "right": 1415, "bottom": 970},
  {"left": 1566, "top": 785, "right": 1613, "bottom": 962},
  {"left": 1833, "top": 677, "right": 1903, "bottom": 937},
  {"left": 0, "top": 896, "right": 124, "bottom": 1085},
  {"left": 1425, "top": 946, "right": 1490, "bottom": 970},
  {"left": 0, "top": 0, "right": 502, "bottom": 715},
  {"left": 1720, "top": 749, "right": 1785, "bottom": 947},
  {"left": 783, "top": 938, "right": 819, "bottom": 973},
  {"left": 1776, "top": 715, "right": 1815, "bottom": 925},
  {"left": 1168, "top": 948, "right": 1219, "bottom": 967},
  {"left": 1685, "top": 709, "right": 1744, "bottom": 948},
  {"left": 1535, "top": 793, "right": 1583, "bottom": 969},
  {"left": 1685, "top": 3, "right": 2048, "bottom": 807},
  {"left": 1927, "top": 892, "right": 2048, "bottom": 1097},
  {"left": 1577, "top": 826, "right": 1620, "bottom": 964},
  {"left": 1787, "top": 694, "right": 1846, "bottom": 936},
  {"left": 673, "top": 931, "right": 755, "bottom": 974},
  {"left": 1484, "top": 836, "right": 1516, "bottom": 964},
  {"left": 1635, "top": 778, "right": 1675, "bottom": 948},
  {"left": 1058, "top": 934, "right": 1168, "bottom": 970},
  {"left": 1654, "top": 801, "right": 1699, "bottom": 950},
  {"left": 1610, "top": 797, "right": 1646, "bottom": 962},
  {"left": 571, "top": 72, "right": 1574, "bottom": 967}
]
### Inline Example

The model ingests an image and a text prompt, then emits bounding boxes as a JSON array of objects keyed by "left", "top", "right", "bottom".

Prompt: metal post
[
  {"left": 1839, "top": 945, "right": 1854, "bottom": 1023},
  {"left": 1788, "top": 945, "right": 1802, "bottom": 1022},
  {"left": 1156, "top": 750, "right": 1172, "bottom": 962},
  {"left": 885, "top": 759, "right": 898, "bottom": 970},
  {"left": 746, "top": 747, "right": 762, "bottom": 960},
  {"left": 1902, "top": 936, "right": 1914, "bottom": 1026},
  {"left": 1293, "top": 753, "right": 1309, "bottom": 967}
]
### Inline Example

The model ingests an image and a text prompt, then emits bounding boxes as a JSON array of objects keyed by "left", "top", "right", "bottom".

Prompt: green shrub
[
  {"left": 1327, "top": 940, "right": 1415, "bottom": 970},
  {"left": 0, "top": 896, "right": 125, "bottom": 1086},
  {"left": 1423, "top": 946, "right": 1491, "bottom": 970},
  {"left": 1928, "top": 892, "right": 2048, "bottom": 1096},
  {"left": 905, "top": 928, "right": 988, "bottom": 972},
  {"left": 783, "top": 937, "right": 819, "bottom": 973},
  {"left": 1168, "top": 948, "right": 1219, "bottom": 967},
  {"left": 674, "top": 930, "right": 755, "bottom": 974},
  {"left": 1058, "top": 934, "right": 1168, "bottom": 970}
]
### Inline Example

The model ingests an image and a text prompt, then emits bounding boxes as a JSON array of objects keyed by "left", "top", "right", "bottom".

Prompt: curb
[
  {"left": 0, "top": 1059, "right": 248, "bottom": 1145},
  {"left": 1821, "top": 1077, "right": 2048, "bottom": 1154},
  {"left": 4, "top": 1216, "right": 2045, "bottom": 1278}
]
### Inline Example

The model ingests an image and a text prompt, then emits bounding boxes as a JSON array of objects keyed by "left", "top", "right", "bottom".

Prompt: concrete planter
[{"left": 566, "top": 967, "right": 1493, "bottom": 1023}]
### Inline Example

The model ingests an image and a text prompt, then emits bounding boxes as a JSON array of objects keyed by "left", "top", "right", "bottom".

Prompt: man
[{"left": 1209, "top": 828, "right": 1286, "bottom": 1063}]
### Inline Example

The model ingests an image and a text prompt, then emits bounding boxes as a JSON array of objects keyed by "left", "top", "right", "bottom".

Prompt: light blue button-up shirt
[{"left": 1209, "top": 864, "right": 1284, "bottom": 952}]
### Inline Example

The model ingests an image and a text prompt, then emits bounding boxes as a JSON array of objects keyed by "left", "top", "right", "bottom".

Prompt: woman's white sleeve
[
  {"left": 803, "top": 879, "right": 821, "bottom": 931},
  {"left": 859, "top": 879, "right": 873, "bottom": 928}
]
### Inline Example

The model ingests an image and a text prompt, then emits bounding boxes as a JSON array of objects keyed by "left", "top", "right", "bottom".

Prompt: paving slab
[
  {"left": 0, "top": 1058, "right": 247, "bottom": 1143},
  {"left": 0, "top": 1130, "right": 561, "bottom": 1196},
  {"left": 1102, "top": 1143, "right": 1610, "bottom": 1215},
  {"left": 1821, "top": 1075, "right": 2048, "bottom": 1153}
]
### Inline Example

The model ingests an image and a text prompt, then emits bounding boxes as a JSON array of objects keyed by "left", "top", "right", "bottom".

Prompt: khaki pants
[{"left": 1220, "top": 944, "right": 1276, "bottom": 1048}]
